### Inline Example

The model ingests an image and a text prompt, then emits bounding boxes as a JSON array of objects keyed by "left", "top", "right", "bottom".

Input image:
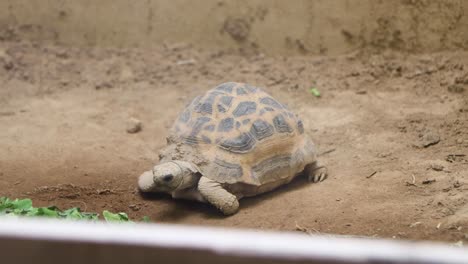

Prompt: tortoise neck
[{"left": 172, "top": 160, "right": 202, "bottom": 190}]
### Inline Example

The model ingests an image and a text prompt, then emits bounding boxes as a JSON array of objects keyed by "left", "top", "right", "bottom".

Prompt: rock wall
[{"left": 0, "top": 0, "right": 467, "bottom": 55}]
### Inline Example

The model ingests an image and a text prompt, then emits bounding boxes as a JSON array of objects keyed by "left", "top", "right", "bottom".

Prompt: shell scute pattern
[
  {"left": 273, "top": 114, "right": 293, "bottom": 133},
  {"left": 250, "top": 119, "right": 274, "bottom": 140},
  {"left": 236, "top": 87, "right": 247, "bottom": 95},
  {"left": 171, "top": 82, "right": 315, "bottom": 185},
  {"left": 259, "top": 97, "right": 283, "bottom": 109},
  {"left": 252, "top": 155, "right": 292, "bottom": 183},
  {"left": 215, "top": 82, "right": 236, "bottom": 93},
  {"left": 218, "top": 118, "right": 234, "bottom": 132},
  {"left": 219, "top": 132, "right": 256, "bottom": 153},
  {"left": 220, "top": 95, "right": 233, "bottom": 106},
  {"left": 233, "top": 101, "right": 257, "bottom": 117},
  {"left": 211, "top": 158, "right": 243, "bottom": 183}
]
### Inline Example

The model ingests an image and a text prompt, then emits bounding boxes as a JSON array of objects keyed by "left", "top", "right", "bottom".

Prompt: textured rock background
[{"left": 0, "top": 0, "right": 467, "bottom": 55}]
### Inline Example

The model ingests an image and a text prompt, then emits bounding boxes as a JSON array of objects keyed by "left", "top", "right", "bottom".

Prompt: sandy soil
[{"left": 0, "top": 39, "right": 467, "bottom": 243}]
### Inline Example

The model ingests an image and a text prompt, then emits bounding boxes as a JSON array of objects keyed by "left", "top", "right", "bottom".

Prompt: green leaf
[
  {"left": 0, "top": 197, "right": 12, "bottom": 211},
  {"left": 117, "top": 212, "right": 129, "bottom": 221},
  {"left": 309, "top": 87, "right": 321, "bottom": 97},
  {"left": 35, "top": 207, "right": 59, "bottom": 217},
  {"left": 25, "top": 208, "right": 39, "bottom": 216},
  {"left": 0, "top": 197, "right": 9, "bottom": 204},
  {"left": 2, "top": 198, "right": 33, "bottom": 215},
  {"left": 12, "top": 198, "right": 33, "bottom": 210},
  {"left": 82, "top": 212, "right": 99, "bottom": 220},
  {"left": 61, "top": 207, "right": 83, "bottom": 220},
  {"left": 0, "top": 197, "right": 140, "bottom": 223},
  {"left": 142, "top": 216, "right": 150, "bottom": 223},
  {"left": 0, "top": 198, "right": 33, "bottom": 212},
  {"left": 103, "top": 210, "right": 129, "bottom": 222}
]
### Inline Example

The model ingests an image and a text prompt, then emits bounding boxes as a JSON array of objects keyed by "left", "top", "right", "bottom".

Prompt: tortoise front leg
[
  {"left": 198, "top": 176, "right": 239, "bottom": 215},
  {"left": 305, "top": 161, "right": 328, "bottom": 183}
]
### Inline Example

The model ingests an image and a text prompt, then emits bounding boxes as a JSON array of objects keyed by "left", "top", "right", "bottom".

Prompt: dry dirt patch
[{"left": 0, "top": 40, "right": 467, "bottom": 243}]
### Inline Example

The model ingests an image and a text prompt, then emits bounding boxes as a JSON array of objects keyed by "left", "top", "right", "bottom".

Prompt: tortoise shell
[{"left": 161, "top": 82, "right": 317, "bottom": 192}]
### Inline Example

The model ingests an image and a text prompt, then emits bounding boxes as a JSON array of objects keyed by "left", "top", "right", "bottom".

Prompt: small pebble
[
  {"left": 126, "top": 118, "right": 142, "bottom": 134},
  {"left": 129, "top": 204, "right": 140, "bottom": 211},
  {"left": 448, "top": 84, "right": 465, "bottom": 93},
  {"left": 430, "top": 164, "right": 444, "bottom": 171},
  {"left": 356, "top": 90, "right": 367, "bottom": 95},
  {"left": 422, "top": 179, "right": 436, "bottom": 184},
  {"left": 3, "top": 61, "right": 14, "bottom": 70},
  {"left": 420, "top": 131, "right": 440, "bottom": 148},
  {"left": 95, "top": 82, "right": 113, "bottom": 90}
]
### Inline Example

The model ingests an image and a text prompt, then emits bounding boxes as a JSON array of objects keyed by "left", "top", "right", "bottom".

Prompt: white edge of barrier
[{"left": 0, "top": 217, "right": 466, "bottom": 264}]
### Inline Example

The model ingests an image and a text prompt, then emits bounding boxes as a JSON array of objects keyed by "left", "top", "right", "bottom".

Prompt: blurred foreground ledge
[{"left": 0, "top": 217, "right": 467, "bottom": 264}]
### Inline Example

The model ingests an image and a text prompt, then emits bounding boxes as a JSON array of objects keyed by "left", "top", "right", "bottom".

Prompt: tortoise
[{"left": 138, "top": 82, "right": 327, "bottom": 215}]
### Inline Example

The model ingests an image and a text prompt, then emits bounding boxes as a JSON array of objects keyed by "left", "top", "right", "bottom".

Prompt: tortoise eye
[{"left": 162, "top": 174, "right": 174, "bottom": 182}]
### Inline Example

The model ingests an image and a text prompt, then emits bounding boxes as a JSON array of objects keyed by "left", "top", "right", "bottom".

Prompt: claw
[{"left": 308, "top": 166, "right": 328, "bottom": 183}]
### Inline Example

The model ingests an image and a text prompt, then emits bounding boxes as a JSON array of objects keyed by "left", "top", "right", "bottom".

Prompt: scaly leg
[{"left": 198, "top": 176, "right": 239, "bottom": 215}]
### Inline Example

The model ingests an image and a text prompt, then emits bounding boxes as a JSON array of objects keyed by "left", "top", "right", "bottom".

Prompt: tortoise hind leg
[
  {"left": 304, "top": 161, "right": 328, "bottom": 183},
  {"left": 198, "top": 176, "right": 239, "bottom": 215}
]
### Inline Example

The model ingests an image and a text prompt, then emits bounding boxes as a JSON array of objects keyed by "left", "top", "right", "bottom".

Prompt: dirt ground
[{"left": 0, "top": 39, "right": 467, "bottom": 243}]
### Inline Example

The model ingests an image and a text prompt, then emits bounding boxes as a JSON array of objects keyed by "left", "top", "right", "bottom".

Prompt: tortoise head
[{"left": 138, "top": 161, "right": 200, "bottom": 193}]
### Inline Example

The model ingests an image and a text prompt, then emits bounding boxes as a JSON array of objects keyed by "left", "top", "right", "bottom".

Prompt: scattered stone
[
  {"left": 454, "top": 74, "right": 468, "bottom": 85},
  {"left": 448, "top": 84, "right": 465, "bottom": 93},
  {"left": 409, "top": 221, "right": 422, "bottom": 228},
  {"left": 129, "top": 204, "right": 141, "bottom": 211},
  {"left": 0, "top": 51, "right": 14, "bottom": 71},
  {"left": 350, "top": 71, "right": 360, "bottom": 76},
  {"left": 126, "top": 117, "right": 142, "bottom": 134},
  {"left": 95, "top": 82, "right": 113, "bottom": 90},
  {"left": 377, "top": 152, "right": 391, "bottom": 158},
  {"left": 430, "top": 164, "right": 444, "bottom": 171},
  {"left": 97, "top": 189, "right": 113, "bottom": 195},
  {"left": 55, "top": 50, "right": 69, "bottom": 59},
  {"left": 59, "top": 80, "right": 69, "bottom": 87},
  {"left": 223, "top": 17, "right": 250, "bottom": 42},
  {"left": 446, "top": 154, "right": 466, "bottom": 163},
  {"left": 3, "top": 60, "right": 14, "bottom": 71},
  {"left": 448, "top": 225, "right": 463, "bottom": 231},
  {"left": 419, "top": 131, "right": 440, "bottom": 148},
  {"left": 0, "top": 111, "right": 15, "bottom": 116},
  {"left": 356, "top": 90, "right": 367, "bottom": 94},
  {"left": 422, "top": 179, "right": 436, "bottom": 185}
]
